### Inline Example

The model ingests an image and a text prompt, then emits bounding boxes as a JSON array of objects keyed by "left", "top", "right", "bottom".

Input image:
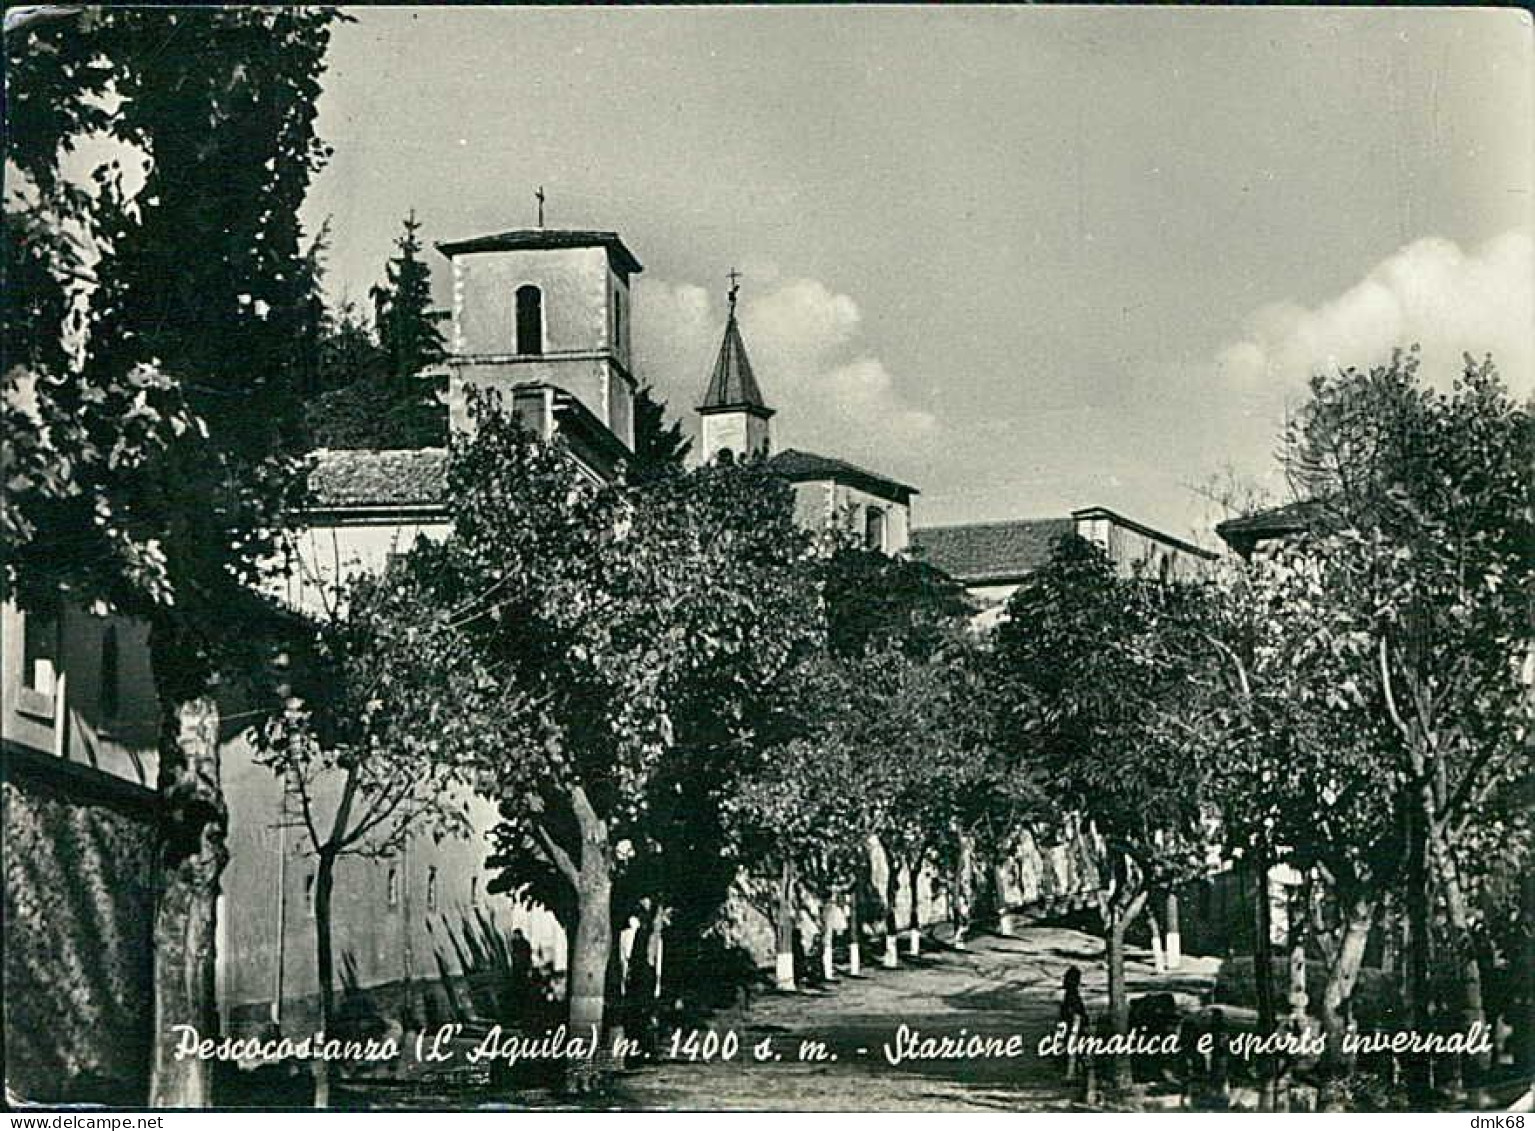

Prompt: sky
[{"left": 301, "top": 6, "right": 1533, "bottom": 545}]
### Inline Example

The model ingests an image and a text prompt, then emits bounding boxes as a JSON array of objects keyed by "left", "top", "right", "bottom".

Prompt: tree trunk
[
  {"left": 1404, "top": 803, "right": 1433, "bottom": 1103},
  {"left": 1103, "top": 888, "right": 1146, "bottom": 1093},
  {"left": 905, "top": 857, "right": 922, "bottom": 957},
  {"left": 847, "top": 886, "right": 861, "bottom": 976},
  {"left": 775, "top": 858, "right": 796, "bottom": 990},
  {"left": 313, "top": 849, "right": 338, "bottom": 1108},
  {"left": 995, "top": 861, "right": 1015, "bottom": 937},
  {"left": 148, "top": 621, "right": 227, "bottom": 1110},
  {"left": 1163, "top": 892, "right": 1181, "bottom": 969},
  {"left": 567, "top": 790, "right": 613, "bottom": 1091},
  {"left": 1251, "top": 855, "right": 1277, "bottom": 1031},
  {"left": 1251, "top": 856, "right": 1278, "bottom": 1111},
  {"left": 1428, "top": 824, "right": 1489, "bottom": 1086},
  {"left": 820, "top": 893, "right": 837, "bottom": 983},
  {"left": 1319, "top": 893, "right": 1374, "bottom": 1086},
  {"left": 1286, "top": 876, "right": 1308, "bottom": 1022},
  {"left": 883, "top": 854, "right": 900, "bottom": 968},
  {"left": 951, "top": 857, "right": 968, "bottom": 950}
]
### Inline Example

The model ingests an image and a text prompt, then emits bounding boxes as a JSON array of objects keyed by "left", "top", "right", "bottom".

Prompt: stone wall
[{"left": 2, "top": 747, "right": 158, "bottom": 1105}]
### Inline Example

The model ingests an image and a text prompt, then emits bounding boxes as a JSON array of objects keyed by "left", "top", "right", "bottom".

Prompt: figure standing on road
[
  {"left": 1059, "top": 965, "right": 1090, "bottom": 1080},
  {"left": 509, "top": 927, "right": 533, "bottom": 1023}
]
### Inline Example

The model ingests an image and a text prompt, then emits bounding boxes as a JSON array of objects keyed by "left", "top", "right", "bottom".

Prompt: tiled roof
[
  {"left": 698, "top": 312, "right": 771, "bottom": 416},
  {"left": 767, "top": 448, "right": 918, "bottom": 503},
  {"left": 911, "top": 518, "right": 1074, "bottom": 584},
  {"left": 308, "top": 448, "right": 448, "bottom": 510},
  {"left": 434, "top": 228, "right": 643, "bottom": 277}
]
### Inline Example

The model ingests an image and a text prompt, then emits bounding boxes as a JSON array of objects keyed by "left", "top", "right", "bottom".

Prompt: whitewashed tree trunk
[
  {"left": 775, "top": 859, "right": 796, "bottom": 991},
  {"left": 820, "top": 895, "right": 836, "bottom": 983},
  {"left": 1148, "top": 899, "right": 1167, "bottom": 973}
]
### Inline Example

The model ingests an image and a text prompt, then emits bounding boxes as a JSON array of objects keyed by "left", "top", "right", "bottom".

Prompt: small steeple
[
  {"left": 699, "top": 273, "right": 771, "bottom": 415},
  {"left": 697, "top": 270, "right": 774, "bottom": 461}
]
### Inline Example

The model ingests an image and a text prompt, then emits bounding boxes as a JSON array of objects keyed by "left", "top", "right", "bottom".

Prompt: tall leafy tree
[
  {"left": 993, "top": 535, "right": 1213, "bottom": 1090},
  {"left": 4, "top": 7, "right": 340, "bottom": 1106},
  {"left": 407, "top": 391, "right": 818, "bottom": 1082},
  {"left": 1277, "top": 349, "right": 1533, "bottom": 1092},
  {"left": 251, "top": 564, "right": 489, "bottom": 1106}
]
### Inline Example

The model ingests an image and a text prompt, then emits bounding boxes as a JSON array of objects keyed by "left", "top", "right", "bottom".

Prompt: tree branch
[{"left": 532, "top": 820, "right": 580, "bottom": 887}]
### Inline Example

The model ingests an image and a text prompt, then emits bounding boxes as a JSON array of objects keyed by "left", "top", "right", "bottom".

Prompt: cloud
[
  {"left": 1215, "top": 230, "right": 1533, "bottom": 399},
  {"left": 631, "top": 270, "right": 937, "bottom": 465}
]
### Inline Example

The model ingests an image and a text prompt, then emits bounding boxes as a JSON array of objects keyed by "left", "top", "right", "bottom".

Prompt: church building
[{"left": 2, "top": 219, "right": 1190, "bottom": 1100}]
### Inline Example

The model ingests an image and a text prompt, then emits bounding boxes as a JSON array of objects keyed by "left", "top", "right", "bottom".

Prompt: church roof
[
  {"left": 698, "top": 310, "right": 772, "bottom": 417},
  {"left": 911, "top": 518, "right": 1075, "bottom": 585},
  {"left": 768, "top": 448, "right": 917, "bottom": 504},
  {"left": 434, "top": 229, "right": 643, "bottom": 278}
]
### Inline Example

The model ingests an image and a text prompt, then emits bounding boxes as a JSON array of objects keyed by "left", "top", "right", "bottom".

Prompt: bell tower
[
  {"left": 436, "top": 226, "right": 642, "bottom": 450},
  {"left": 697, "top": 274, "right": 774, "bottom": 462}
]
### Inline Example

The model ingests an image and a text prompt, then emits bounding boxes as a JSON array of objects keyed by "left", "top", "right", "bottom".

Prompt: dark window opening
[
  {"left": 516, "top": 285, "right": 543, "bottom": 356},
  {"left": 23, "top": 611, "right": 59, "bottom": 696},
  {"left": 426, "top": 866, "right": 439, "bottom": 911},
  {"left": 387, "top": 868, "right": 400, "bottom": 908},
  {"left": 864, "top": 507, "right": 887, "bottom": 552},
  {"left": 100, "top": 625, "right": 120, "bottom": 722}
]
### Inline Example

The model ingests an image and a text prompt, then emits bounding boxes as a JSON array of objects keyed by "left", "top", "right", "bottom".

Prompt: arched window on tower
[{"left": 516, "top": 285, "right": 543, "bottom": 356}]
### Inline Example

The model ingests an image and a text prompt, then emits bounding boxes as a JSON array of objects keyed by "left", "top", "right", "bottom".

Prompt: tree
[
  {"left": 824, "top": 544, "right": 973, "bottom": 660},
  {"left": 406, "top": 391, "right": 819, "bottom": 1083},
  {"left": 726, "top": 715, "right": 875, "bottom": 989},
  {"left": 4, "top": 8, "right": 340, "bottom": 1106},
  {"left": 305, "top": 212, "right": 447, "bottom": 449},
  {"left": 629, "top": 384, "right": 693, "bottom": 481},
  {"left": 251, "top": 564, "right": 486, "bottom": 1106},
  {"left": 804, "top": 545, "right": 981, "bottom": 960},
  {"left": 1188, "top": 554, "right": 1401, "bottom": 1097},
  {"left": 370, "top": 209, "right": 446, "bottom": 391},
  {"left": 993, "top": 535, "right": 1213, "bottom": 1090},
  {"left": 1276, "top": 349, "right": 1534, "bottom": 1093}
]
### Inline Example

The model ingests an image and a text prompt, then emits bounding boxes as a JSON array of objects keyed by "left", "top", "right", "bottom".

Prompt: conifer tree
[{"left": 370, "top": 209, "right": 445, "bottom": 391}]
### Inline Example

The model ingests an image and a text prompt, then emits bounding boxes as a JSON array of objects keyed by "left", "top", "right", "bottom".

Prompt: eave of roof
[
  {"left": 1214, "top": 498, "right": 1323, "bottom": 539},
  {"left": 434, "top": 228, "right": 643, "bottom": 278},
  {"left": 1071, "top": 506, "right": 1218, "bottom": 560},
  {"left": 767, "top": 448, "right": 918, "bottom": 503}
]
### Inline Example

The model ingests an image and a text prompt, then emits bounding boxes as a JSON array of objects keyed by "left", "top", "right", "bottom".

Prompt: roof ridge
[{"left": 915, "top": 516, "right": 1070, "bottom": 532}]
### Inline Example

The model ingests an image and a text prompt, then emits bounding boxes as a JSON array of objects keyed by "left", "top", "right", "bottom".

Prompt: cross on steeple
[
  {"left": 535, "top": 186, "right": 546, "bottom": 228},
  {"left": 727, "top": 268, "right": 742, "bottom": 312}
]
